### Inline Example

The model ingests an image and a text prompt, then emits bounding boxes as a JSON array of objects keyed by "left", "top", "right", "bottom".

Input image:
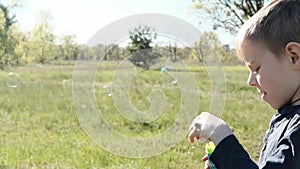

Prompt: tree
[
  {"left": 28, "top": 11, "right": 56, "bottom": 64},
  {"left": 0, "top": 3, "right": 16, "bottom": 32},
  {"left": 8, "top": 26, "right": 30, "bottom": 65},
  {"left": 176, "top": 47, "right": 192, "bottom": 61},
  {"left": 192, "top": 0, "right": 264, "bottom": 34},
  {"left": 127, "top": 24, "right": 161, "bottom": 69},
  {"left": 168, "top": 42, "right": 177, "bottom": 62},
  {"left": 59, "top": 35, "right": 78, "bottom": 60},
  {"left": 127, "top": 24, "right": 157, "bottom": 53},
  {"left": 194, "top": 31, "right": 225, "bottom": 63},
  {"left": 0, "top": 3, "right": 18, "bottom": 68},
  {"left": 77, "top": 44, "right": 96, "bottom": 60},
  {"left": 103, "top": 44, "right": 121, "bottom": 61}
]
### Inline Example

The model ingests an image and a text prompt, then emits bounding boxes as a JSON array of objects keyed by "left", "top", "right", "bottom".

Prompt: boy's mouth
[
  {"left": 257, "top": 88, "right": 266, "bottom": 98},
  {"left": 260, "top": 90, "right": 266, "bottom": 99}
]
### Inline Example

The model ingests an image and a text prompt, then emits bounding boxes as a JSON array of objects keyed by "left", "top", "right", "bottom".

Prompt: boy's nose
[{"left": 247, "top": 73, "right": 258, "bottom": 87}]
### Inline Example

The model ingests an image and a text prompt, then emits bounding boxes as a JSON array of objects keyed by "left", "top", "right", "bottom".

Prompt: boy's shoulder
[
  {"left": 288, "top": 112, "right": 300, "bottom": 130},
  {"left": 276, "top": 105, "right": 300, "bottom": 118},
  {"left": 272, "top": 105, "right": 300, "bottom": 131}
]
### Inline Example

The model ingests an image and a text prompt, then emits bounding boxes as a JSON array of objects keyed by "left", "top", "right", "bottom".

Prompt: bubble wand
[{"left": 205, "top": 142, "right": 217, "bottom": 169}]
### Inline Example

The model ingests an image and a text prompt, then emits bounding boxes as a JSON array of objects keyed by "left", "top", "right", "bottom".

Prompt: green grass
[{"left": 0, "top": 63, "right": 274, "bottom": 168}]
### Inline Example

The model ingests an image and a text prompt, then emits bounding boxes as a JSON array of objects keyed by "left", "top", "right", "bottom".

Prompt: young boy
[{"left": 188, "top": 0, "right": 300, "bottom": 168}]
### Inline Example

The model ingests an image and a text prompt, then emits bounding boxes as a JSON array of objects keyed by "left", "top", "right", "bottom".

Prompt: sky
[{"left": 1, "top": 0, "right": 235, "bottom": 46}]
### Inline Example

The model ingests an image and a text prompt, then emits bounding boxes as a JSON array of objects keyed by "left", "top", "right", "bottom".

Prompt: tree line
[{"left": 1, "top": 1, "right": 264, "bottom": 69}]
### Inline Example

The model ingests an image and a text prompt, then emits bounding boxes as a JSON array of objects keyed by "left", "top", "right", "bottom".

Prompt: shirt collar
[{"left": 277, "top": 104, "right": 300, "bottom": 116}]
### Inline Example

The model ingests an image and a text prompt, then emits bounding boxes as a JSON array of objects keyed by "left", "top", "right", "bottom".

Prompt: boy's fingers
[
  {"left": 189, "top": 136, "right": 194, "bottom": 143},
  {"left": 202, "top": 155, "right": 210, "bottom": 169},
  {"left": 201, "top": 155, "right": 209, "bottom": 161},
  {"left": 205, "top": 162, "right": 210, "bottom": 169},
  {"left": 188, "top": 129, "right": 196, "bottom": 143},
  {"left": 188, "top": 125, "right": 202, "bottom": 143}
]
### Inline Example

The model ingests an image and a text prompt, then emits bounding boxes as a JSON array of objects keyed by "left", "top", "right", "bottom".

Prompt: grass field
[{"left": 0, "top": 62, "right": 274, "bottom": 169}]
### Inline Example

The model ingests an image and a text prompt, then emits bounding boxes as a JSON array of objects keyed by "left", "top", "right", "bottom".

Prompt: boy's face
[{"left": 240, "top": 40, "right": 300, "bottom": 109}]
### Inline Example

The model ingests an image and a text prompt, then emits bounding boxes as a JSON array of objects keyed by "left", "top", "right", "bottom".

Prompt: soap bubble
[
  {"left": 102, "top": 84, "right": 112, "bottom": 96},
  {"left": 6, "top": 72, "right": 21, "bottom": 88},
  {"left": 73, "top": 13, "right": 226, "bottom": 158}
]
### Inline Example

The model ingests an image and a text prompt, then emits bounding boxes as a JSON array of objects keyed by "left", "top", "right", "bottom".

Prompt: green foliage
[
  {"left": 28, "top": 11, "right": 56, "bottom": 64},
  {"left": 0, "top": 3, "right": 16, "bottom": 31},
  {"left": 0, "top": 1, "right": 249, "bottom": 69},
  {"left": 193, "top": 31, "right": 239, "bottom": 65},
  {"left": 194, "top": 31, "right": 222, "bottom": 63},
  {"left": 104, "top": 44, "right": 123, "bottom": 61},
  {"left": 129, "top": 49, "right": 162, "bottom": 70},
  {"left": 127, "top": 24, "right": 157, "bottom": 52},
  {"left": 0, "top": 3, "right": 18, "bottom": 68},
  {"left": 56, "top": 35, "right": 79, "bottom": 61},
  {"left": 0, "top": 4, "right": 240, "bottom": 68},
  {"left": 192, "top": 0, "right": 264, "bottom": 34},
  {"left": 127, "top": 24, "right": 161, "bottom": 69}
]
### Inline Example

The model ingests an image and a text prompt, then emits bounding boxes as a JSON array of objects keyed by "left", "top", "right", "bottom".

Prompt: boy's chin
[{"left": 266, "top": 101, "right": 283, "bottom": 110}]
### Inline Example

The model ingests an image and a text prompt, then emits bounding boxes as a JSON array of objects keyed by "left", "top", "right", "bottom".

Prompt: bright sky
[{"left": 2, "top": 0, "right": 235, "bottom": 45}]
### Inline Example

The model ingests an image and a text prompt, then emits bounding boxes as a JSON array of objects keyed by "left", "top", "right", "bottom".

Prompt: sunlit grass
[{"left": 0, "top": 63, "right": 273, "bottom": 168}]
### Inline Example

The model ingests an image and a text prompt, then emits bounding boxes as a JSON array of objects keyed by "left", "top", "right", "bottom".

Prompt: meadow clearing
[{"left": 0, "top": 62, "right": 274, "bottom": 169}]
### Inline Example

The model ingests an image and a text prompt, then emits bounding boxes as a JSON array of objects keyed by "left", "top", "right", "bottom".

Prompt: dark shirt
[{"left": 210, "top": 104, "right": 300, "bottom": 169}]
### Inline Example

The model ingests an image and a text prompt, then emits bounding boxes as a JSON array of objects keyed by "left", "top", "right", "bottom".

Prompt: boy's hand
[
  {"left": 188, "top": 112, "right": 233, "bottom": 145},
  {"left": 201, "top": 154, "right": 210, "bottom": 169}
]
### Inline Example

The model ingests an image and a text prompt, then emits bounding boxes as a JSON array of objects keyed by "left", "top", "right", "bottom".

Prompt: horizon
[{"left": 2, "top": 0, "right": 235, "bottom": 46}]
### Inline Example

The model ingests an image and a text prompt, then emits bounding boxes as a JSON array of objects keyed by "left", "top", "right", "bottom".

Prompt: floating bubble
[
  {"left": 73, "top": 13, "right": 226, "bottom": 158},
  {"left": 6, "top": 72, "right": 21, "bottom": 88},
  {"left": 166, "top": 79, "right": 178, "bottom": 86},
  {"left": 102, "top": 84, "right": 112, "bottom": 96},
  {"left": 160, "top": 65, "right": 172, "bottom": 74},
  {"left": 160, "top": 65, "right": 178, "bottom": 86}
]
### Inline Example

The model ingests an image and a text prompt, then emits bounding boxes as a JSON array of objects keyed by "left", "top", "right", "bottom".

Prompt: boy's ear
[{"left": 285, "top": 42, "right": 300, "bottom": 70}]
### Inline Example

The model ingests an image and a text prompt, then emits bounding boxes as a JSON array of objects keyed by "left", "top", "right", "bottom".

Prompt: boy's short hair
[{"left": 236, "top": 0, "right": 300, "bottom": 59}]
